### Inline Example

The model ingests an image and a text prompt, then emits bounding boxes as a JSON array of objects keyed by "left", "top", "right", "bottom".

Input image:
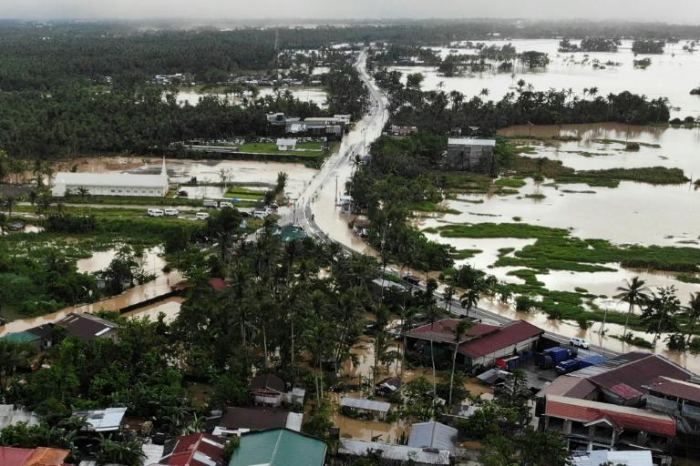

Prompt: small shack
[
  {"left": 340, "top": 397, "right": 391, "bottom": 421},
  {"left": 277, "top": 138, "right": 297, "bottom": 151},
  {"left": 251, "top": 374, "right": 286, "bottom": 407}
]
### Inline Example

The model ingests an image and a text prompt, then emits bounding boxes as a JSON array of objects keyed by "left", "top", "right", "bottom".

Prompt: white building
[
  {"left": 52, "top": 159, "right": 169, "bottom": 198},
  {"left": 277, "top": 138, "right": 297, "bottom": 151}
]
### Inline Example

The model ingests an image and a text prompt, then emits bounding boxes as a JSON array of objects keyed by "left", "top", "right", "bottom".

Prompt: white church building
[{"left": 52, "top": 159, "right": 170, "bottom": 198}]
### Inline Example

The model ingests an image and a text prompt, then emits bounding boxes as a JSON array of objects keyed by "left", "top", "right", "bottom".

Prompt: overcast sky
[{"left": 2, "top": 0, "right": 700, "bottom": 23}]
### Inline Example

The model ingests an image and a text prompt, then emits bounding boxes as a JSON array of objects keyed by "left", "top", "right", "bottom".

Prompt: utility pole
[{"left": 335, "top": 175, "right": 339, "bottom": 204}]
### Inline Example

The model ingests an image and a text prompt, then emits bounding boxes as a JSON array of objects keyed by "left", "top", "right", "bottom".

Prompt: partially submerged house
[
  {"left": 407, "top": 422, "right": 458, "bottom": 457},
  {"left": 56, "top": 313, "right": 120, "bottom": 343},
  {"left": 250, "top": 374, "right": 286, "bottom": 407},
  {"left": 542, "top": 395, "right": 676, "bottom": 459},
  {"left": 339, "top": 439, "right": 451, "bottom": 466},
  {"left": 375, "top": 377, "right": 403, "bottom": 396},
  {"left": 444, "top": 138, "right": 496, "bottom": 173},
  {"left": 406, "top": 318, "right": 543, "bottom": 369},
  {"left": 159, "top": 433, "right": 225, "bottom": 466},
  {"left": 340, "top": 397, "right": 392, "bottom": 421},
  {"left": 228, "top": 429, "right": 326, "bottom": 466},
  {"left": 213, "top": 407, "right": 303, "bottom": 436}
]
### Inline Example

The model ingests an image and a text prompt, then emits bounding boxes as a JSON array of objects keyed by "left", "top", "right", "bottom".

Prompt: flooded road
[{"left": 394, "top": 39, "right": 700, "bottom": 119}]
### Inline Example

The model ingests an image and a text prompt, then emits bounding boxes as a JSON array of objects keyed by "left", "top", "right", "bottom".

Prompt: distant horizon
[{"left": 1, "top": 0, "right": 699, "bottom": 24}]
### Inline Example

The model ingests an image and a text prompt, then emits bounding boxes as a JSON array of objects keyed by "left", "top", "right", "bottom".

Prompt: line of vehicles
[{"left": 146, "top": 199, "right": 277, "bottom": 221}]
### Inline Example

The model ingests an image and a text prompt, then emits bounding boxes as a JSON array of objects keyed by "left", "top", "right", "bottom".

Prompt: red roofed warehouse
[
  {"left": 542, "top": 395, "right": 676, "bottom": 460},
  {"left": 405, "top": 319, "right": 543, "bottom": 368},
  {"left": 0, "top": 447, "right": 70, "bottom": 466}
]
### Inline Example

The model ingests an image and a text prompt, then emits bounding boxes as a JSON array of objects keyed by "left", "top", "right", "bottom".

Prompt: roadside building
[
  {"left": 276, "top": 138, "right": 297, "bottom": 151},
  {"left": 375, "top": 377, "right": 403, "bottom": 396},
  {"left": 407, "top": 422, "right": 458, "bottom": 456},
  {"left": 56, "top": 313, "right": 120, "bottom": 343},
  {"left": 390, "top": 125, "right": 418, "bottom": 136},
  {"left": 159, "top": 433, "right": 225, "bottom": 466},
  {"left": 645, "top": 376, "right": 700, "bottom": 435},
  {"left": 52, "top": 158, "right": 169, "bottom": 198},
  {"left": 213, "top": 407, "right": 303, "bottom": 436},
  {"left": 339, "top": 439, "right": 451, "bottom": 466},
  {"left": 228, "top": 429, "right": 326, "bottom": 466},
  {"left": 250, "top": 374, "right": 286, "bottom": 407},
  {"left": 405, "top": 318, "right": 543, "bottom": 369},
  {"left": 542, "top": 395, "right": 676, "bottom": 459},
  {"left": 340, "top": 397, "right": 392, "bottom": 421},
  {"left": 0, "top": 447, "right": 70, "bottom": 466},
  {"left": 444, "top": 138, "right": 496, "bottom": 173}
]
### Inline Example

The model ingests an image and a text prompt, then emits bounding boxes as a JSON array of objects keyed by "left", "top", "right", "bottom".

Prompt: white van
[
  {"left": 253, "top": 210, "right": 269, "bottom": 219},
  {"left": 203, "top": 199, "right": 218, "bottom": 208},
  {"left": 164, "top": 208, "right": 179, "bottom": 217},
  {"left": 195, "top": 212, "right": 210, "bottom": 221},
  {"left": 219, "top": 201, "right": 233, "bottom": 209},
  {"left": 147, "top": 209, "right": 164, "bottom": 217}
]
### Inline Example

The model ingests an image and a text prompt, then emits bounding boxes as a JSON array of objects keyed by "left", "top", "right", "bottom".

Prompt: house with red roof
[
  {"left": 405, "top": 318, "right": 543, "bottom": 368},
  {"left": 542, "top": 395, "right": 676, "bottom": 460},
  {"left": 159, "top": 433, "right": 225, "bottom": 466},
  {"left": 0, "top": 447, "right": 70, "bottom": 466}
]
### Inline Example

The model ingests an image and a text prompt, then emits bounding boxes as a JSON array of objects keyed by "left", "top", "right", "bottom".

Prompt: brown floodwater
[
  {"left": 176, "top": 87, "right": 328, "bottom": 108},
  {"left": 397, "top": 39, "right": 700, "bottom": 119},
  {"left": 124, "top": 296, "right": 184, "bottom": 323}
]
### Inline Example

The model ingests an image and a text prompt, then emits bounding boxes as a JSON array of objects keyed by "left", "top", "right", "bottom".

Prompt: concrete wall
[
  {"left": 53, "top": 183, "right": 167, "bottom": 197},
  {"left": 444, "top": 144, "right": 495, "bottom": 173}
]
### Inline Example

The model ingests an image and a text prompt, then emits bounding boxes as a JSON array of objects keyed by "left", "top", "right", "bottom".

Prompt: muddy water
[
  {"left": 77, "top": 246, "right": 167, "bottom": 275},
  {"left": 124, "top": 296, "right": 184, "bottom": 323},
  {"left": 499, "top": 123, "right": 700, "bottom": 175},
  {"left": 0, "top": 269, "right": 182, "bottom": 337},
  {"left": 396, "top": 39, "right": 700, "bottom": 119}
]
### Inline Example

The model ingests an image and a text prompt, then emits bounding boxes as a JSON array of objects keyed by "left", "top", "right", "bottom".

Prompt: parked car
[
  {"left": 253, "top": 210, "right": 269, "bottom": 219},
  {"left": 195, "top": 212, "right": 210, "bottom": 220},
  {"left": 164, "top": 208, "right": 179, "bottom": 217},
  {"left": 147, "top": 209, "right": 164, "bottom": 217},
  {"left": 177, "top": 190, "right": 189, "bottom": 197},
  {"left": 402, "top": 273, "right": 421, "bottom": 286},
  {"left": 569, "top": 337, "right": 590, "bottom": 349},
  {"left": 219, "top": 201, "right": 233, "bottom": 209},
  {"left": 203, "top": 199, "right": 218, "bottom": 208}
]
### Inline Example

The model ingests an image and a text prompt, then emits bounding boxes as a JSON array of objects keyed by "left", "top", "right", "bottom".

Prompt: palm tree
[
  {"left": 448, "top": 319, "right": 472, "bottom": 405},
  {"left": 684, "top": 293, "right": 700, "bottom": 346},
  {"left": 460, "top": 288, "right": 480, "bottom": 318},
  {"left": 614, "top": 277, "right": 650, "bottom": 341},
  {"left": 76, "top": 186, "right": 90, "bottom": 198},
  {"left": 424, "top": 279, "right": 441, "bottom": 398},
  {"left": 479, "top": 88, "right": 490, "bottom": 98},
  {"left": 443, "top": 286, "right": 456, "bottom": 313},
  {"left": 642, "top": 286, "right": 681, "bottom": 346}
]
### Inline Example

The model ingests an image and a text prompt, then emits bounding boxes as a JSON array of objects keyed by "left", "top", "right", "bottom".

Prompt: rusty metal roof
[{"left": 645, "top": 376, "right": 700, "bottom": 403}]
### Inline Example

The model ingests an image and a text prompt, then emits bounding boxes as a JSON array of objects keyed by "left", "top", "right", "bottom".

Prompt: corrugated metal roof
[
  {"left": 458, "top": 320, "right": 543, "bottom": 358},
  {"left": 0, "top": 405, "right": 40, "bottom": 430},
  {"left": 340, "top": 397, "right": 391, "bottom": 413},
  {"left": 340, "top": 440, "right": 450, "bottom": 465},
  {"left": 447, "top": 138, "right": 496, "bottom": 147},
  {"left": 163, "top": 434, "right": 224, "bottom": 466},
  {"left": 229, "top": 429, "right": 326, "bottom": 466},
  {"left": 545, "top": 395, "right": 676, "bottom": 437},
  {"left": 74, "top": 407, "right": 127, "bottom": 432},
  {"left": 573, "top": 450, "right": 652, "bottom": 466},
  {"left": 407, "top": 422, "right": 457, "bottom": 455},
  {"left": 0, "top": 331, "right": 41, "bottom": 344},
  {"left": 536, "top": 376, "right": 597, "bottom": 399},
  {"left": 407, "top": 319, "right": 499, "bottom": 344},
  {"left": 57, "top": 313, "right": 119, "bottom": 342},
  {"left": 645, "top": 376, "right": 700, "bottom": 403},
  {"left": 219, "top": 407, "right": 290, "bottom": 431}
]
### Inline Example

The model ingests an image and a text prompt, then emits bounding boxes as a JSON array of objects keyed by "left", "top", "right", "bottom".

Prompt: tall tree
[{"left": 614, "top": 277, "right": 650, "bottom": 340}]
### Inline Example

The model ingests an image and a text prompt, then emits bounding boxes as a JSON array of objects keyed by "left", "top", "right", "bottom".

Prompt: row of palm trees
[{"left": 615, "top": 277, "right": 700, "bottom": 349}]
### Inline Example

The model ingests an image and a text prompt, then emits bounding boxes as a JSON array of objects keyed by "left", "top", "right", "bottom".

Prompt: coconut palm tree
[
  {"left": 448, "top": 319, "right": 472, "bottom": 405},
  {"left": 460, "top": 288, "right": 480, "bottom": 319},
  {"left": 684, "top": 293, "right": 700, "bottom": 346},
  {"left": 614, "top": 277, "right": 650, "bottom": 341},
  {"left": 642, "top": 287, "right": 681, "bottom": 346}
]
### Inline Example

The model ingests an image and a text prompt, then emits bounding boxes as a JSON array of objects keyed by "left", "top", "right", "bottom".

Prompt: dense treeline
[
  {"left": 0, "top": 87, "right": 324, "bottom": 157},
  {"left": 0, "top": 20, "right": 696, "bottom": 91},
  {"left": 348, "top": 133, "right": 455, "bottom": 271},
  {"left": 373, "top": 68, "right": 670, "bottom": 135},
  {"left": 559, "top": 37, "right": 620, "bottom": 52}
]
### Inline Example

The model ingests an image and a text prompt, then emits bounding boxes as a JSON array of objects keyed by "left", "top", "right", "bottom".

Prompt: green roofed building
[
  {"left": 0, "top": 331, "right": 41, "bottom": 347},
  {"left": 228, "top": 428, "right": 326, "bottom": 466}
]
